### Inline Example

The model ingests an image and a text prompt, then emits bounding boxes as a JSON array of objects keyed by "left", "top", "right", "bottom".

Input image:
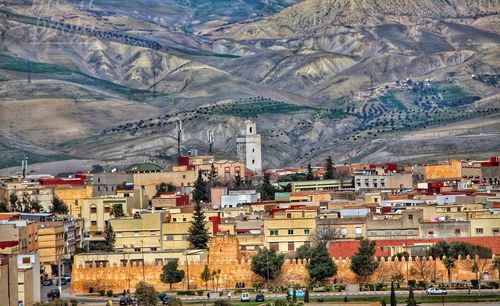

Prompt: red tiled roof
[{"left": 328, "top": 237, "right": 500, "bottom": 258}]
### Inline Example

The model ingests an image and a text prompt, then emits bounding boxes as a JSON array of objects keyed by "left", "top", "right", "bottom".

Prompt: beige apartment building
[
  {"left": 0, "top": 255, "right": 18, "bottom": 306},
  {"left": 0, "top": 220, "right": 38, "bottom": 254},
  {"left": 82, "top": 189, "right": 148, "bottom": 239},
  {"left": 264, "top": 209, "right": 317, "bottom": 252},
  {"left": 53, "top": 185, "right": 93, "bottom": 217},
  {"left": 37, "top": 222, "right": 65, "bottom": 277},
  {"left": 133, "top": 169, "right": 197, "bottom": 199},
  {"left": 470, "top": 214, "right": 500, "bottom": 237},
  {"left": 110, "top": 211, "right": 215, "bottom": 252},
  {"left": 1, "top": 180, "right": 54, "bottom": 212}
]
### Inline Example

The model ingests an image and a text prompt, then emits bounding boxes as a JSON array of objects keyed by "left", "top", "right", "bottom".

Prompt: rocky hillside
[{"left": 0, "top": 0, "right": 499, "bottom": 171}]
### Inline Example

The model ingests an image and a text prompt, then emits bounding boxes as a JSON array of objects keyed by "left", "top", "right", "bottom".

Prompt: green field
[
  {"left": 0, "top": 141, "right": 73, "bottom": 169},
  {"left": 204, "top": 98, "right": 316, "bottom": 117}
]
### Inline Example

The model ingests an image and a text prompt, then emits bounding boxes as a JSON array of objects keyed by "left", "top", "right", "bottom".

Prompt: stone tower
[{"left": 236, "top": 120, "right": 262, "bottom": 173}]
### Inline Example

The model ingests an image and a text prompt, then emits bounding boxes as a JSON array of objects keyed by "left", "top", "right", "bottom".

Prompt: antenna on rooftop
[
  {"left": 207, "top": 130, "right": 215, "bottom": 155},
  {"left": 176, "top": 120, "right": 183, "bottom": 158},
  {"left": 27, "top": 60, "right": 31, "bottom": 84}
]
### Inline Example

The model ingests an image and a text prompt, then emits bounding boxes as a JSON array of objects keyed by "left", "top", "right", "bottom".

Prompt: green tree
[
  {"left": 233, "top": 173, "right": 243, "bottom": 189},
  {"left": 306, "top": 163, "right": 316, "bottom": 181},
  {"left": 135, "top": 281, "right": 158, "bottom": 306},
  {"left": 442, "top": 257, "right": 455, "bottom": 285},
  {"left": 295, "top": 244, "right": 312, "bottom": 260},
  {"left": 155, "top": 182, "right": 176, "bottom": 197},
  {"left": 201, "top": 265, "right": 211, "bottom": 290},
  {"left": 259, "top": 173, "right": 276, "bottom": 201},
  {"left": 208, "top": 163, "right": 218, "bottom": 187},
  {"left": 104, "top": 222, "right": 115, "bottom": 252},
  {"left": 390, "top": 281, "right": 396, "bottom": 306},
  {"left": 192, "top": 170, "right": 209, "bottom": 203},
  {"left": 50, "top": 196, "right": 69, "bottom": 214},
  {"left": 9, "top": 193, "right": 19, "bottom": 212},
  {"left": 160, "top": 261, "right": 185, "bottom": 291},
  {"left": 304, "top": 288, "right": 310, "bottom": 303},
  {"left": 350, "top": 238, "right": 378, "bottom": 286},
  {"left": 0, "top": 201, "right": 9, "bottom": 212},
  {"left": 251, "top": 248, "right": 285, "bottom": 280},
  {"left": 187, "top": 201, "right": 209, "bottom": 249},
  {"left": 324, "top": 156, "right": 335, "bottom": 179},
  {"left": 307, "top": 243, "right": 337, "bottom": 283},
  {"left": 116, "top": 181, "right": 128, "bottom": 190},
  {"left": 406, "top": 285, "right": 417, "bottom": 306},
  {"left": 110, "top": 204, "right": 125, "bottom": 218}
]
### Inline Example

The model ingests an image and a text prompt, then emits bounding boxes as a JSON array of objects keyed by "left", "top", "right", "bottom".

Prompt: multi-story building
[
  {"left": 17, "top": 253, "right": 41, "bottom": 305},
  {"left": 53, "top": 185, "right": 93, "bottom": 217},
  {"left": 0, "top": 220, "right": 38, "bottom": 254},
  {"left": 470, "top": 214, "right": 500, "bottom": 237},
  {"left": 1, "top": 180, "right": 54, "bottom": 212},
  {"left": 189, "top": 156, "right": 245, "bottom": 181},
  {"left": 317, "top": 216, "right": 365, "bottom": 239},
  {"left": 481, "top": 157, "right": 500, "bottom": 185},
  {"left": 365, "top": 210, "right": 422, "bottom": 240},
  {"left": 277, "top": 179, "right": 354, "bottom": 192},
  {"left": 354, "top": 170, "right": 413, "bottom": 190},
  {"left": 263, "top": 208, "right": 317, "bottom": 252},
  {"left": 419, "top": 220, "right": 471, "bottom": 239},
  {"left": 81, "top": 189, "right": 148, "bottom": 240},
  {"left": 133, "top": 166, "right": 197, "bottom": 199},
  {"left": 236, "top": 120, "right": 262, "bottom": 173},
  {"left": 37, "top": 222, "right": 65, "bottom": 277},
  {"left": 0, "top": 255, "right": 18, "bottom": 306},
  {"left": 110, "top": 210, "right": 217, "bottom": 252}
]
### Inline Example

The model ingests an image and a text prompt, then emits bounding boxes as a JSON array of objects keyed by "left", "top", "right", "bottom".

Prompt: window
[
  {"left": 150, "top": 231, "right": 156, "bottom": 236},
  {"left": 97, "top": 186, "right": 101, "bottom": 192},
  {"left": 134, "top": 248, "right": 141, "bottom": 252},
  {"left": 90, "top": 206, "right": 97, "bottom": 213},
  {"left": 408, "top": 214, "right": 413, "bottom": 220},
  {"left": 22, "top": 257, "right": 30, "bottom": 264},
  {"left": 288, "top": 242, "right": 295, "bottom": 251},
  {"left": 476, "top": 228, "right": 484, "bottom": 234},
  {"left": 116, "top": 233, "right": 122, "bottom": 237},
  {"left": 270, "top": 230, "right": 278, "bottom": 236},
  {"left": 355, "top": 227, "right": 363, "bottom": 236},
  {"left": 286, "top": 213, "right": 292, "bottom": 219},
  {"left": 288, "top": 229, "right": 294, "bottom": 235},
  {"left": 134, "top": 231, "right": 140, "bottom": 237},
  {"left": 150, "top": 247, "right": 157, "bottom": 252},
  {"left": 91, "top": 221, "right": 97, "bottom": 226},
  {"left": 252, "top": 159, "right": 255, "bottom": 164},
  {"left": 165, "top": 235, "right": 174, "bottom": 241},
  {"left": 182, "top": 218, "right": 187, "bottom": 222},
  {"left": 104, "top": 206, "right": 110, "bottom": 213},
  {"left": 154, "top": 258, "right": 163, "bottom": 266},
  {"left": 493, "top": 228, "right": 500, "bottom": 236},
  {"left": 269, "top": 242, "right": 279, "bottom": 251},
  {"left": 304, "top": 229, "right": 310, "bottom": 235},
  {"left": 182, "top": 175, "right": 186, "bottom": 179},
  {"left": 173, "top": 218, "right": 177, "bottom": 222},
  {"left": 455, "top": 229, "right": 461, "bottom": 235},
  {"left": 428, "top": 229, "right": 434, "bottom": 235},
  {"left": 252, "top": 149, "right": 255, "bottom": 153}
]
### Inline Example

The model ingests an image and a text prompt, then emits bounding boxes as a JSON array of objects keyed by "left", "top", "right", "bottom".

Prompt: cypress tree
[
  {"left": 192, "top": 170, "right": 209, "bottom": 203},
  {"left": 324, "top": 156, "right": 335, "bottom": 179},
  {"left": 350, "top": 238, "right": 379, "bottom": 286},
  {"left": 390, "top": 281, "right": 396, "bottom": 306},
  {"left": 306, "top": 163, "right": 315, "bottom": 181},
  {"left": 259, "top": 173, "right": 276, "bottom": 201},
  {"left": 104, "top": 222, "right": 115, "bottom": 252},
  {"left": 188, "top": 201, "right": 209, "bottom": 249},
  {"left": 307, "top": 243, "right": 337, "bottom": 282}
]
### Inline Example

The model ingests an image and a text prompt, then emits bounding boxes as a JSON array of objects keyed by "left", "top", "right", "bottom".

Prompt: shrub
[
  {"left": 197, "top": 290, "right": 204, "bottom": 296},
  {"left": 70, "top": 299, "right": 78, "bottom": 306},
  {"left": 471, "top": 279, "right": 479, "bottom": 289},
  {"left": 106, "top": 290, "right": 113, "bottom": 297},
  {"left": 99, "top": 289, "right": 106, "bottom": 296},
  {"left": 214, "top": 300, "right": 232, "bottom": 306},
  {"left": 274, "top": 301, "right": 287, "bottom": 306},
  {"left": 487, "top": 281, "right": 499, "bottom": 289},
  {"left": 417, "top": 281, "right": 427, "bottom": 289},
  {"left": 408, "top": 280, "right": 416, "bottom": 287}
]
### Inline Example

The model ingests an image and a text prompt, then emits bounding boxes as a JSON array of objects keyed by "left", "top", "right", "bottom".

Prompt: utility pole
[
  {"left": 141, "top": 240, "right": 145, "bottom": 282},
  {"left": 177, "top": 120, "right": 183, "bottom": 158},
  {"left": 186, "top": 252, "right": 190, "bottom": 290}
]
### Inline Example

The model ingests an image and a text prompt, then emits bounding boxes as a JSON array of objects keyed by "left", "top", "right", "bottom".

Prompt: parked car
[
  {"left": 62, "top": 274, "right": 71, "bottom": 282},
  {"left": 161, "top": 295, "right": 176, "bottom": 304},
  {"left": 56, "top": 278, "right": 67, "bottom": 286},
  {"left": 42, "top": 279, "right": 53, "bottom": 286},
  {"left": 47, "top": 288, "right": 60, "bottom": 300},
  {"left": 256, "top": 293, "right": 265, "bottom": 302},
  {"left": 289, "top": 289, "right": 305, "bottom": 298},
  {"left": 240, "top": 292, "right": 250, "bottom": 302},
  {"left": 427, "top": 287, "right": 447, "bottom": 295},
  {"left": 119, "top": 297, "right": 136, "bottom": 305}
]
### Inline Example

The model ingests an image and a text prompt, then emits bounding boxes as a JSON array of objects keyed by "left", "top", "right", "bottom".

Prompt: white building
[
  {"left": 236, "top": 120, "right": 262, "bottom": 173},
  {"left": 221, "top": 190, "right": 260, "bottom": 208}
]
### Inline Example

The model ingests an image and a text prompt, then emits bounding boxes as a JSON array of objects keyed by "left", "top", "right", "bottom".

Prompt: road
[{"left": 59, "top": 287, "right": 500, "bottom": 305}]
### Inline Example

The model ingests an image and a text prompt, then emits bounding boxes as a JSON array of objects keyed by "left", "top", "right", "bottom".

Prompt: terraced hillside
[{"left": 0, "top": 0, "right": 499, "bottom": 172}]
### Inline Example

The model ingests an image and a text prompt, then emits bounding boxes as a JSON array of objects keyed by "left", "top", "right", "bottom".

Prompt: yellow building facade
[
  {"left": 263, "top": 209, "right": 317, "bottom": 252},
  {"left": 37, "top": 222, "right": 65, "bottom": 277},
  {"left": 53, "top": 185, "right": 93, "bottom": 217}
]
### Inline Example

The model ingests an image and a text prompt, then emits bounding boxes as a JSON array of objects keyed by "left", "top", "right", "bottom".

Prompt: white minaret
[{"left": 236, "top": 120, "right": 262, "bottom": 173}]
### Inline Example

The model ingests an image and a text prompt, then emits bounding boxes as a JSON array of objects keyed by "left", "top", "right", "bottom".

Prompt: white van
[{"left": 240, "top": 292, "right": 250, "bottom": 302}]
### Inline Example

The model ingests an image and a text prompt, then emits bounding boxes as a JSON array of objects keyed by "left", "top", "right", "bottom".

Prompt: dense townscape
[{"left": 1, "top": 121, "right": 500, "bottom": 306}]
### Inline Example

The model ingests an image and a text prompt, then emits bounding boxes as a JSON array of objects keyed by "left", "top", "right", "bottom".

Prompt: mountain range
[{"left": 0, "top": 0, "right": 499, "bottom": 172}]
